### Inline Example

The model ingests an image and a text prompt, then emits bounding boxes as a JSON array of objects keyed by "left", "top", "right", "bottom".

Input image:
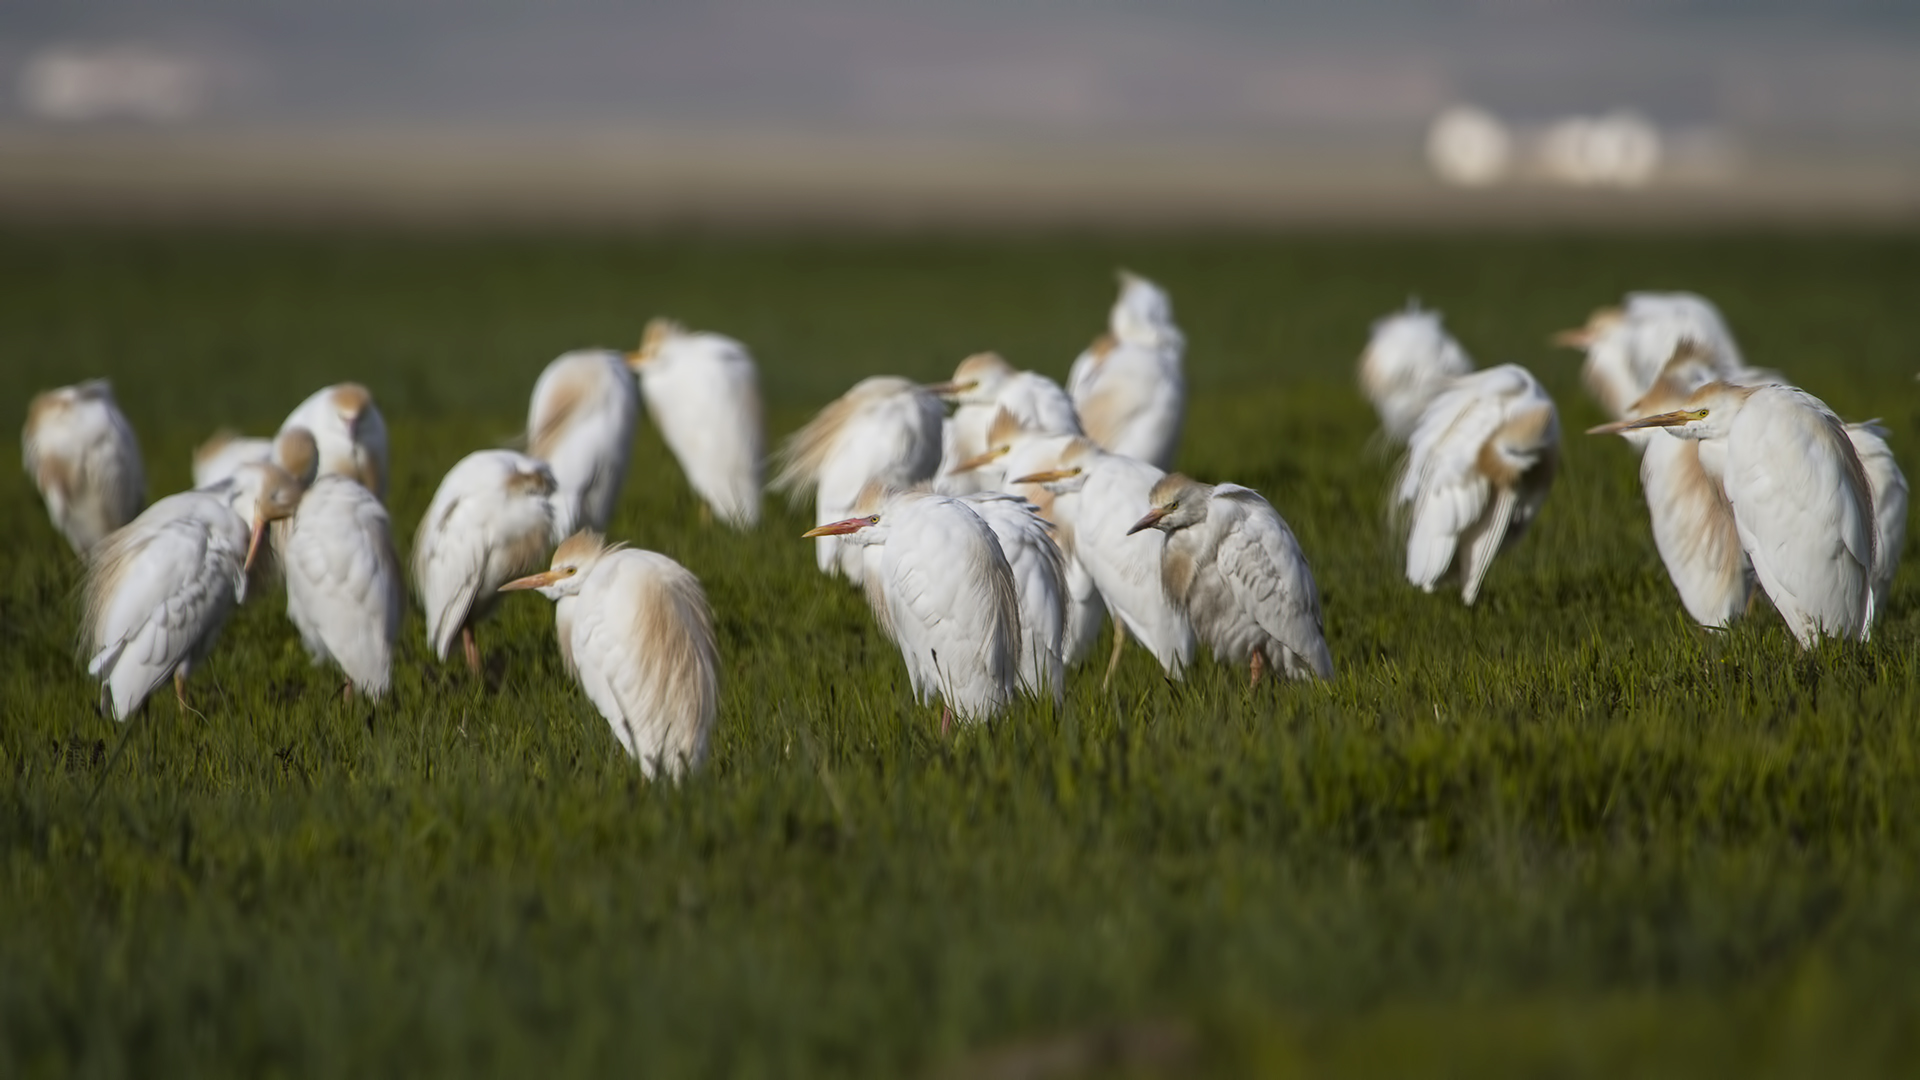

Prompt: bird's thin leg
[
  {"left": 462, "top": 625, "right": 480, "bottom": 677},
  {"left": 341, "top": 681, "right": 355, "bottom": 705},
  {"left": 940, "top": 705, "right": 953, "bottom": 736},
  {"left": 1101, "top": 620, "right": 1129, "bottom": 692},
  {"left": 1249, "top": 649, "right": 1266, "bottom": 689},
  {"left": 174, "top": 669, "right": 189, "bottom": 713}
]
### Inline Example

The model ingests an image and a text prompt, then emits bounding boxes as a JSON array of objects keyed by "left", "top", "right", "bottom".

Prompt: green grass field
[{"left": 3, "top": 228, "right": 1919, "bottom": 1077}]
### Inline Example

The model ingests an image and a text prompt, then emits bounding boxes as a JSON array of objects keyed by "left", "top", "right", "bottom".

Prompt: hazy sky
[{"left": 4, "top": 1, "right": 1917, "bottom": 142}]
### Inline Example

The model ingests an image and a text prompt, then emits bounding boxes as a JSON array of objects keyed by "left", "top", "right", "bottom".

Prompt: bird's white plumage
[
  {"left": 24, "top": 379, "right": 146, "bottom": 555},
  {"left": 1358, "top": 304, "right": 1474, "bottom": 442},
  {"left": 1398, "top": 364, "right": 1559, "bottom": 604},
  {"left": 774, "top": 376, "right": 944, "bottom": 582},
  {"left": 1561, "top": 292, "right": 1751, "bottom": 421},
  {"left": 513, "top": 536, "right": 719, "bottom": 778},
  {"left": 936, "top": 353, "right": 1081, "bottom": 495},
  {"left": 281, "top": 475, "right": 403, "bottom": 697},
  {"left": 281, "top": 383, "right": 388, "bottom": 499},
  {"left": 1068, "top": 272, "right": 1186, "bottom": 470},
  {"left": 526, "top": 349, "right": 640, "bottom": 539},
  {"left": 827, "top": 492, "right": 1022, "bottom": 722},
  {"left": 192, "top": 432, "right": 273, "bottom": 489},
  {"left": 82, "top": 463, "right": 301, "bottom": 720},
  {"left": 412, "top": 449, "right": 557, "bottom": 662},
  {"left": 1845, "top": 421, "right": 1907, "bottom": 619},
  {"left": 962, "top": 492, "right": 1068, "bottom": 703},
  {"left": 631, "top": 322, "right": 765, "bottom": 527}
]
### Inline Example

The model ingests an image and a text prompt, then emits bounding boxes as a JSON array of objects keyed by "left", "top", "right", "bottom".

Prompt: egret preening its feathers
[
  {"left": 526, "top": 349, "right": 641, "bottom": 539},
  {"left": 24, "top": 379, "right": 146, "bottom": 556},
  {"left": 501, "top": 532, "right": 719, "bottom": 778},
  {"left": 628, "top": 318, "right": 765, "bottom": 528},
  {"left": 1067, "top": 271, "right": 1186, "bottom": 470},
  {"left": 804, "top": 489, "right": 1022, "bottom": 726},
  {"left": 281, "top": 383, "right": 389, "bottom": 500},
  {"left": 279, "top": 449, "right": 403, "bottom": 700},
  {"left": 1129, "top": 475, "right": 1333, "bottom": 685},
  {"left": 82, "top": 462, "right": 302, "bottom": 720},
  {"left": 1397, "top": 364, "right": 1560, "bottom": 605},
  {"left": 773, "top": 375, "right": 945, "bottom": 583},
  {"left": 1358, "top": 304, "right": 1474, "bottom": 443},
  {"left": 1592, "top": 382, "right": 1875, "bottom": 648},
  {"left": 413, "top": 449, "right": 558, "bottom": 674}
]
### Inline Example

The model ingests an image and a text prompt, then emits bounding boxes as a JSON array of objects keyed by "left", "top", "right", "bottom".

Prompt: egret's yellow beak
[
  {"left": 1586, "top": 408, "right": 1707, "bottom": 436},
  {"left": 1126, "top": 507, "right": 1169, "bottom": 535},
  {"left": 803, "top": 516, "right": 876, "bottom": 538},
  {"left": 243, "top": 516, "right": 268, "bottom": 575},
  {"left": 949, "top": 445, "right": 1008, "bottom": 474},
  {"left": 922, "top": 379, "right": 976, "bottom": 397},
  {"left": 1009, "top": 467, "right": 1081, "bottom": 485},
  {"left": 1550, "top": 326, "right": 1593, "bottom": 348},
  {"left": 500, "top": 569, "right": 566, "bottom": 591},
  {"left": 624, "top": 349, "right": 653, "bottom": 371}
]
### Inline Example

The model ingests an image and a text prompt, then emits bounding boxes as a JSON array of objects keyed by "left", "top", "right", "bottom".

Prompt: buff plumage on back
[
  {"left": 623, "top": 555, "right": 721, "bottom": 775},
  {"left": 771, "top": 389, "right": 865, "bottom": 502}
]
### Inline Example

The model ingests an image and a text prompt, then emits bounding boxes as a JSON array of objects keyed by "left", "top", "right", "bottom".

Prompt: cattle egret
[
  {"left": 1555, "top": 293, "right": 1749, "bottom": 420},
  {"left": 281, "top": 383, "right": 388, "bottom": 499},
  {"left": 1358, "top": 304, "right": 1474, "bottom": 442},
  {"left": 500, "top": 532, "right": 719, "bottom": 778},
  {"left": 932, "top": 351, "right": 1081, "bottom": 495},
  {"left": 1009, "top": 436, "right": 1195, "bottom": 685},
  {"left": 1398, "top": 364, "right": 1560, "bottom": 604},
  {"left": 1066, "top": 271, "right": 1186, "bottom": 469},
  {"left": 804, "top": 491, "right": 1021, "bottom": 726},
  {"left": 1593, "top": 383, "right": 1874, "bottom": 648},
  {"left": 1602, "top": 349, "right": 1753, "bottom": 627},
  {"left": 962, "top": 491, "right": 1068, "bottom": 704},
  {"left": 1845, "top": 422, "right": 1907, "bottom": 617},
  {"left": 627, "top": 318, "right": 765, "bottom": 528},
  {"left": 413, "top": 449, "right": 558, "bottom": 674},
  {"left": 526, "top": 349, "right": 640, "bottom": 539},
  {"left": 1128, "top": 475, "right": 1333, "bottom": 685},
  {"left": 280, "top": 454, "right": 403, "bottom": 700},
  {"left": 773, "top": 376, "right": 944, "bottom": 583},
  {"left": 951, "top": 409, "right": 1108, "bottom": 667},
  {"left": 81, "top": 462, "right": 302, "bottom": 720},
  {"left": 24, "top": 379, "right": 145, "bottom": 555}
]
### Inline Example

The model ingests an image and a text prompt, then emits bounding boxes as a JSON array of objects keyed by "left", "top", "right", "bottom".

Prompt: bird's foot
[{"left": 1249, "top": 650, "right": 1266, "bottom": 689}]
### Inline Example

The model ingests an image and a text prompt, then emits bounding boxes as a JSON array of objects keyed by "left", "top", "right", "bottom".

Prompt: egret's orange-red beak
[
  {"left": 499, "top": 569, "right": 565, "bottom": 591},
  {"left": 1009, "top": 467, "right": 1081, "bottom": 485},
  {"left": 948, "top": 445, "right": 1008, "bottom": 474},
  {"left": 243, "top": 516, "right": 268, "bottom": 575},
  {"left": 1586, "top": 408, "right": 1706, "bottom": 436},
  {"left": 1550, "top": 326, "right": 1593, "bottom": 348},
  {"left": 802, "top": 516, "right": 875, "bottom": 538},
  {"left": 1126, "top": 507, "right": 1169, "bottom": 535}
]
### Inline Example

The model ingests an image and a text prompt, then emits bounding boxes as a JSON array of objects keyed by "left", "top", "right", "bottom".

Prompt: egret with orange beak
[
  {"left": 82, "top": 462, "right": 302, "bottom": 720},
  {"left": 501, "top": 532, "right": 719, "bottom": 778},
  {"left": 1589, "top": 380, "right": 1874, "bottom": 647}
]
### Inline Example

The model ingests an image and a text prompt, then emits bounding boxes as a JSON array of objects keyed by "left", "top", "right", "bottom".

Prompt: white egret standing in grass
[
  {"left": 1128, "top": 474, "right": 1333, "bottom": 685},
  {"left": 526, "top": 349, "right": 641, "bottom": 539},
  {"left": 281, "top": 383, "right": 388, "bottom": 499},
  {"left": 1845, "top": 421, "right": 1907, "bottom": 618},
  {"left": 1592, "top": 382, "right": 1875, "bottom": 648},
  {"left": 501, "top": 531, "right": 719, "bottom": 778},
  {"left": 82, "top": 462, "right": 302, "bottom": 719},
  {"left": 1009, "top": 436, "right": 1195, "bottom": 685},
  {"left": 280, "top": 451, "right": 403, "bottom": 700},
  {"left": 627, "top": 318, "right": 765, "bottom": 528},
  {"left": 1397, "top": 364, "right": 1560, "bottom": 605},
  {"left": 932, "top": 352, "right": 1081, "bottom": 495},
  {"left": 773, "top": 376, "right": 944, "bottom": 583},
  {"left": 1067, "top": 271, "right": 1186, "bottom": 470},
  {"left": 951, "top": 409, "right": 1108, "bottom": 668},
  {"left": 412, "top": 449, "right": 558, "bottom": 674},
  {"left": 24, "top": 379, "right": 145, "bottom": 556},
  {"left": 804, "top": 490, "right": 1021, "bottom": 727},
  {"left": 1358, "top": 303, "right": 1474, "bottom": 443}
]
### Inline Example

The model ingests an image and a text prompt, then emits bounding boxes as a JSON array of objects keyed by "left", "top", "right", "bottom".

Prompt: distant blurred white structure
[
  {"left": 1430, "top": 106, "right": 1665, "bottom": 189},
  {"left": 1426, "top": 106, "right": 1513, "bottom": 187},
  {"left": 20, "top": 46, "right": 206, "bottom": 122}
]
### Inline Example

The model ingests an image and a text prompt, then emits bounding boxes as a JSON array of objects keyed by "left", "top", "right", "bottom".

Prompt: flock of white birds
[{"left": 21, "top": 275, "right": 1906, "bottom": 776}]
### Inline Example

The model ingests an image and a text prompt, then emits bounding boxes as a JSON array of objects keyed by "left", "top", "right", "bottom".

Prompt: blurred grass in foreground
[{"left": 2, "top": 228, "right": 1918, "bottom": 1077}]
